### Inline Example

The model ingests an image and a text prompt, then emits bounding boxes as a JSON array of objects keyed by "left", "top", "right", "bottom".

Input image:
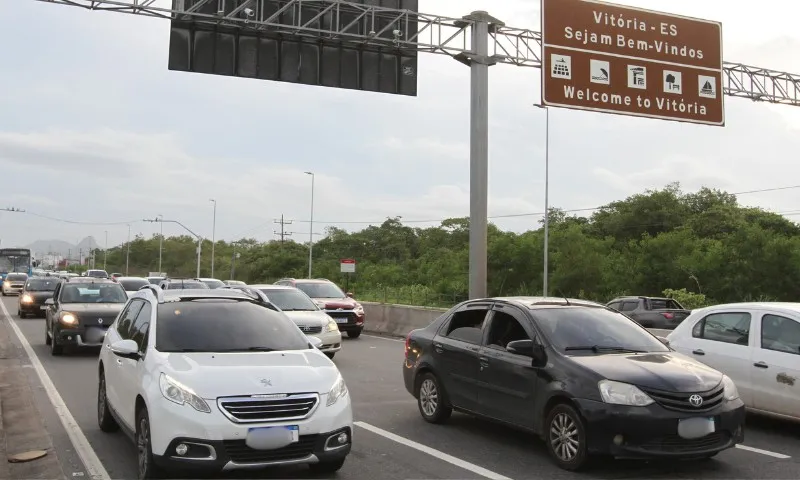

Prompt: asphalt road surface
[{"left": 2, "top": 295, "right": 799, "bottom": 480}]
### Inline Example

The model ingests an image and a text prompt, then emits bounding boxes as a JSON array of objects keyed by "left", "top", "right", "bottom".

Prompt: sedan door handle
[
  {"left": 692, "top": 349, "right": 705, "bottom": 356},
  {"left": 754, "top": 361, "right": 769, "bottom": 369},
  {"left": 433, "top": 342, "right": 444, "bottom": 353}
]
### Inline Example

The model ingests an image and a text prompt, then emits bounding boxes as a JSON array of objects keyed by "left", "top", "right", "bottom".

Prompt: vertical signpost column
[
  {"left": 541, "top": 0, "right": 724, "bottom": 126},
  {"left": 340, "top": 258, "right": 356, "bottom": 294}
]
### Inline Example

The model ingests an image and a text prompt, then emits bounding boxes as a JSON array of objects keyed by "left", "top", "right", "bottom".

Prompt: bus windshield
[{"left": 0, "top": 249, "right": 32, "bottom": 278}]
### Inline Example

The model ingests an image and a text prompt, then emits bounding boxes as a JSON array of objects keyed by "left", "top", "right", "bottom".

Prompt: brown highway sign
[{"left": 541, "top": 0, "right": 724, "bottom": 126}]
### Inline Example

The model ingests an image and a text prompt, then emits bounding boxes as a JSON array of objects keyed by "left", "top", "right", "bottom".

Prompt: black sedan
[
  {"left": 44, "top": 278, "right": 128, "bottom": 356},
  {"left": 402, "top": 297, "right": 745, "bottom": 471},
  {"left": 17, "top": 277, "right": 59, "bottom": 318}
]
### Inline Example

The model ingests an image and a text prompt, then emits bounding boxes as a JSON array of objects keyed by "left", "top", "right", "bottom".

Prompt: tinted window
[
  {"left": 155, "top": 300, "right": 310, "bottom": 353},
  {"left": 119, "top": 278, "right": 150, "bottom": 291},
  {"left": 147, "top": 278, "right": 162, "bottom": 285},
  {"left": 692, "top": 312, "right": 750, "bottom": 346},
  {"left": 620, "top": 301, "right": 638, "bottom": 312},
  {"left": 131, "top": 303, "right": 152, "bottom": 352},
  {"left": 649, "top": 298, "right": 683, "bottom": 310},
  {"left": 535, "top": 307, "right": 668, "bottom": 353},
  {"left": 60, "top": 283, "right": 127, "bottom": 303},
  {"left": 295, "top": 282, "right": 345, "bottom": 299},
  {"left": 443, "top": 308, "right": 488, "bottom": 344},
  {"left": 201, "top": 279, "right": 225, "bottom": 289},
  {"left": 25, "top": 279, "right": 58, "bottom": 291},
  {"left": 87, "top": 270, "right": 109, "bottom": 278},
  {"left": 761, "top": 314, "right": 800, "bottom": 355},
  {"left": 117, "top": 300, "right": 144, "bottom": 340},
  {"left": 167, "top": 281, "right": 208, "bottom": 290},
  {"left": 486, "top": 311, "right": 530, "bottom": 349},
  {"left": 6, "top": 274, "right": 28, "bottom": 282},
  {"left": 259, "top": 289, "right": 318, "bottom": 311}
]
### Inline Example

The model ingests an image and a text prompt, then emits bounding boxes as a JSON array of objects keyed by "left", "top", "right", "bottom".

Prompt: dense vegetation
[{"left": 82, "top": 183, "right": 800, "bottom": 307}]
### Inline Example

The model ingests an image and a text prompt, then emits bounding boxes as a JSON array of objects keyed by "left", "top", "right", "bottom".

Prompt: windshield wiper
[{"left": 565, "top": 345, "right": 647, "bottom": 353}]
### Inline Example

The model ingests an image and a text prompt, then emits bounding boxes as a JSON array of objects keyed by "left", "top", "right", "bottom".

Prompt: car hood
[
  {"left": 160, "top": 350, "right": 339, "bottom": 399},
  {"left": 61, "top": 303, "right": 126, "bottom": 314},
  {"left": 569, "top": 351, "right": 723, "bottom": 392},
  {"left": 282, "top": 310, "right": 330, "bottom": 326},
  {"left": 313, "top": 297, "right": 357, "bottom": 309}
]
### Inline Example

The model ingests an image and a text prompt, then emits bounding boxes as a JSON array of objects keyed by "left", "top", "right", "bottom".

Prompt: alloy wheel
[
  {"left": 549, "top": 412, "right": 580, "bottom": 462},
  {"left": 419, "top": 378, "right": 439, "bottom": 417}
]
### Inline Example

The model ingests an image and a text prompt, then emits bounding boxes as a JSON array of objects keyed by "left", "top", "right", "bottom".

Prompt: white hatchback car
[
  {"left": 97, "top": 286, "right": 353, "bottom": 479},
  {"left": 249, "top": 284, "right": 342, "bottom": 358}
]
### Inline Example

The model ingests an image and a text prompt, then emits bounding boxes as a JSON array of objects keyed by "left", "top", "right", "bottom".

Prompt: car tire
[
  {"left": 50, "top": 325, "right": 63, "bottom": 356},
  {"left": 309, "top": 458, "right": 345, "bottom": 473},
  {"left": 347, "top": 330, "right": 362, "bottom": 339},
  {"left": 416, "top": 372, "right": 452, "bottom": 424},
  {"left": 325, "top": 352, "right": 336, "bottom": 359},
  {"left": 545, "top": 403, "right": 589, "bottom": 471},
  {"left": 44, "top": 321, "right": 51, "bottom": 345},
  {"left": 97, "top": 372, "right": 119, "bottom": 433},
  {"left": 136, "top": 406, "right": 163, "bottom": 480}
]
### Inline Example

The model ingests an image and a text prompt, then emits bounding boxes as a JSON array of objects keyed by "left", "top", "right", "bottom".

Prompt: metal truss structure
[{"left": 33, "top": 0, "right": 800, "bottom": 107}]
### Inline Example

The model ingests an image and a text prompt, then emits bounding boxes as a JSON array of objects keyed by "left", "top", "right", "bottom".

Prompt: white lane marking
[
  {"left": 736, "top": 444, "right": 791, "bottom": 459},
  {"left": 362, "top": 333, "right": 404, "bottom": 343},
  {"left": 354, "top": 421, "right": 512, "bottom": 480},
  {"left": 0, "top": 300, "right": 111, "bottom": 480}
]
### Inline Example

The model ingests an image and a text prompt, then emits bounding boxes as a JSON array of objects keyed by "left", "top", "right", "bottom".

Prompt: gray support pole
[{"left": 543, "top": 107, "right": 550, "bottom": 297}]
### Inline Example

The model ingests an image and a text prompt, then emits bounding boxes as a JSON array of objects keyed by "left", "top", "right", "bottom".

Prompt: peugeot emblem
[
  {"left": 688, "top": 394, "right": 704, "bottom": 407},
  {"left": 260, "top": 378, "right": 272, "bottom": 387},
  {"left": 97, "top": 318, "right": 103, "bottom": 324}
]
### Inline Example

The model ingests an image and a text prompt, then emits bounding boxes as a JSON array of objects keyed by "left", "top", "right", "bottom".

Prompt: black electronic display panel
[{"left": 168, "top": 0, "right": 419, "bottom": 96}]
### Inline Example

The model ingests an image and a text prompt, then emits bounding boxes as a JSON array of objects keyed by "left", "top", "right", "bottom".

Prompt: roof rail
[{"left": 138, "top": 284, "right": 164, "bottom": 302}]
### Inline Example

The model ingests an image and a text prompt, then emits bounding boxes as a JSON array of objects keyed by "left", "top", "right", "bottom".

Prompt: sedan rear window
[
  {"left": 535, "top": 307, "right": 668, "bottom": 354},
  {"left": 119, "top": 278, "right": 150, "bottom": 291},
  {"left": 25, "top": 279, "right": 58, "bottom": 291},
  {"left": 155, "top": 300, "right": 311, "bottom": 353}
]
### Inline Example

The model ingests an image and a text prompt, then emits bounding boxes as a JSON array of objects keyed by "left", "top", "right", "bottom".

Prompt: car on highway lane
[
  {"left": 86, "top": 269, "right": 110, "bottom": 279},
  {"left": 44, "top": 278, "right": 129, "bottom": 355},
  {"left": 249, "top": 284, "right": 342, "bottom": 359},
  {"left": 275, "top": 278, "right": 365, "bottom": 338},
  {"left": 158, "top": 278, "right": 209, "bottom": 290},
  {"left": 403, "top": 296, "right": 745, "bottom": 471},
  {"left": 115, "top": 276, "right": 150, "bottom": 297},
  {"left": 96, "top": 287, "right": 352, "bottom": 479},
  {"left": 667, "top": 302, "right": 800, "bottom": 422},
  {"left": 17, "top": 277, "right": 59, "bottom": 318},
  {"left": 2, "top": 272, "right": 29, "bottom": 296},
  {"left": 199, "top": 277, "right": 225, "bottom": 289}
]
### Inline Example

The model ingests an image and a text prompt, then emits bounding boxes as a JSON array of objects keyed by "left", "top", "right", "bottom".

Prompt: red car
[{"left": 274, "top": 278, "right": 364, "bottom": 338}]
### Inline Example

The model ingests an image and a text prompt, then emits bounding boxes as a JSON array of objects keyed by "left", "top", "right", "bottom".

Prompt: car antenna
[{"left": 556, "top": 289, "right": 571, "bottom": 306}]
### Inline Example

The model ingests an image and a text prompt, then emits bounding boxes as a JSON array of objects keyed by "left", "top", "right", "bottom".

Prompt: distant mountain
[{"left": 26, "top": 236, "right": 100, "bottom": 257}]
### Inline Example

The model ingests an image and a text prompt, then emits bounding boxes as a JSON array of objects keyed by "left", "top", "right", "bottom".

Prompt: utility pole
[
  {"left": 304, "top": 172, "right": 315, "bottom": 278},
  {"left": 209, "top": 199, "right": 217, "bottom": 278},
  {"left": 273, "top": 215, "right": 293, "bottom": 244},
  {"left": 126, "top": 224, "right": 131, "bottom": 275},
  {"left": 104, "top": 231, "right": 108, "bottom": 270},
  {"left": 157, "top": 214, "right": 163, "bottom": 274}
]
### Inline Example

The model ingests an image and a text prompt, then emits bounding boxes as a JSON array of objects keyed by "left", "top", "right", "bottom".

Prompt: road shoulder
[{"left": 1, "top": 314, "right": 69, "bottom": 480}]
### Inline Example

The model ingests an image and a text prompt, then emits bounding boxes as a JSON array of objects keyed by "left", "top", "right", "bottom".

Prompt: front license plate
[
  {"left": 334, "top": 317, "right": 348, "bottom": 324},
  {"left": 246, "top": 425, "right": 299, "bottom": 450},
  {"left": 677, "top": 417, "right": 715, "bottom": 439}
]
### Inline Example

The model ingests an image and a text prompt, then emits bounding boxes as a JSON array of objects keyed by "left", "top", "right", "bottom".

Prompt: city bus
[{"left": 0, "top": 248, "right": 32, "bottom": 280}]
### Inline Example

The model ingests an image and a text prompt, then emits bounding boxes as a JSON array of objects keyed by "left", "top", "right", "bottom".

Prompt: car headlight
[
  {"left": 721, "top": 375, "right": 739, "bottom": 401},
  {"left": 159, "top": 373, "right": 211, "bottom": 413},
  {"left": 326, "top": 374, "right": 348, "bottom": 407},
  {"left": 59, "top": 313, "right": 78, "bottom": 326},
  {"left": 598, "top": 380, "right": 654, "bottom": 406},
  {"left": 2, "top": 281, "right": 9, "bottom": 288},
  {"left": 325, "top": 319, "right": 339, "bottom": 332},
  {"left": 21, "top": 294, "right": 34, "bottom": 303},
  {"left": 354, "top": 304, "right": 364, "bottom": 315}
]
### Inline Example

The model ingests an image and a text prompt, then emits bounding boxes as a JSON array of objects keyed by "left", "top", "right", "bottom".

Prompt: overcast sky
[{"left": 2, "top": 0, "right": 800, "bottom": 249}]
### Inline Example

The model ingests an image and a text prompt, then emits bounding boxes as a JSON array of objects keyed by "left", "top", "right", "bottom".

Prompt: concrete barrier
[{"left": 362, "top": 301, "right": 672, "bottom": 339}]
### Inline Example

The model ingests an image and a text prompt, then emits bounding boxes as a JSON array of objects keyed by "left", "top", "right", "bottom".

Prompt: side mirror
[
  {"left": 506, "top": 339, "right": 535, "bottom": 356},
  {"left": 110, "top": 339, "right": 140, "bottom": 360},
  {"left": 44, "top": 298, "right": 54, "bottom": 306},
  {"left": 345, "top": 292, "right": 353, "bottom": 298},
  {"left": 309, "top": 337, "right": 323, "bottom": 349}
]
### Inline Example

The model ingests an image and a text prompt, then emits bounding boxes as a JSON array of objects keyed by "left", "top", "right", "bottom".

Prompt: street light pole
[
  {"left": 144, "top": 218, "right": 202, "bottom": 279},
  {"left": 536, "top": 104, "right": 551, "bottom": 297},
  {"left": 103, "top": 230, "right": 108, "bottom": 270},
  {"left": 304, "top": 171, "right": 315, "bottom": 278},
  {"left": 209, "top": 199, "right": 217, "bottom": 278},
  {"left": 157, "top": 214, "right": 163, "bottom": 274},
  {"left": 125, "top": 224, "right": 131, "bottom": 275}
]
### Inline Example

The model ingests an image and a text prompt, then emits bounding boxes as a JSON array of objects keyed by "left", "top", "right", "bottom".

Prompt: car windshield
[
  {"left": 201, "top": 279, "right": 225, "bottom": 289},
  {"left": 147, "top": 278, "right": 162, "bottom": 285},
  {"left": 87, "top": 270, "right": 109, "bottom": 278},
  {"left": 155, "top": 300, "right": 311, "bottom": 353},
  {"left": 25, "top": 279, "right": 58, "bottom": 291},
  {"left": 6, "top": 274, "right": 28, "bottom": 282},
  {"left": 60, "top": 283, "right": 127, "bottom": 303},
  {"left": 119, "top": 278, "right": 149, "bottom": 291},
  {"left": 295, "top": 282, "right": 345, "bottom": 299},
  {"left": 535, "top": 307, "right": 669, "bottom": 354},
  {"left": 167, "top": 281, "right": 208, "bottom": 289},
  {"left": 649, "top": 298, "right": 684, "bottom": 309},
  {"left": 259, "top": 289, "right": 318, "bottom": 311}
]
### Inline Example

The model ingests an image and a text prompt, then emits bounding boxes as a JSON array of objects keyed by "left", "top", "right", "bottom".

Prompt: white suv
[{"left": 96, "top": 286, "right": 353, "bottom": 479}]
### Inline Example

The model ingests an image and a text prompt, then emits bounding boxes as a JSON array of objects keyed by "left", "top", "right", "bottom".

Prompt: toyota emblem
[
  {"left": 688, "top": 394, "right": 704, "bottom": 407},
  {"left": 97, "top": 318, "right": 103, "bottom": 324}
]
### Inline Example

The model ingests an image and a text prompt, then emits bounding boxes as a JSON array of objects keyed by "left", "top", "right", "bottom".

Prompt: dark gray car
[{"left": 606, "top": 296, "right": 691, "bottom": 329}]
